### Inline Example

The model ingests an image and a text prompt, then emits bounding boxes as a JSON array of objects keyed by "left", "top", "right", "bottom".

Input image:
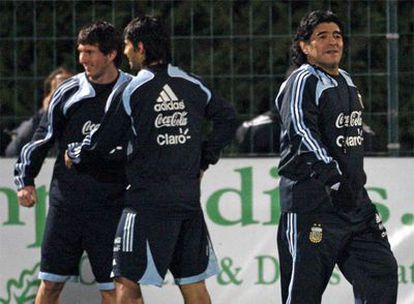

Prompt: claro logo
[{"left": 156, "top": 127, "right": 191, "bottom": 145}]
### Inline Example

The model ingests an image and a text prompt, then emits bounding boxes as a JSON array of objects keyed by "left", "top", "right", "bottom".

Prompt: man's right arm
[
  {"left": 276, "top": 73, "right": 342, "bottom": 187},
  {"left": 14, "top": 80, "right": 71, "bottom": 191}
]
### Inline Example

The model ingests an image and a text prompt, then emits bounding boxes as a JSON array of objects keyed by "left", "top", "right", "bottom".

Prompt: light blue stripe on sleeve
[
  {"left": 122, "top": 69, "right": 154, "bottom": 115},
  {"left": 289, "top": 67, "right": 331, "bottom": 163},
  {"left": 167, "top": 64, "right": 212, "bottom": 103}
]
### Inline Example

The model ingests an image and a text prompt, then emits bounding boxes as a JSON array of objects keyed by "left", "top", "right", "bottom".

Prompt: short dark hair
[
  {"left": 77, "top": 21, "right": 123, "bottom": 68},
  {"left": 290, "top": 10, "right": 345, "bottom": 69},
  {"left": 123, "top": 15, "right": 171, "bottom": 66}
]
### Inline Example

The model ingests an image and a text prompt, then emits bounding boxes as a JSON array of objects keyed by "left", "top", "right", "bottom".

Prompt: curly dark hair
[
  {"left": 77, "top": 21, "right": 123, "bottom": 68},
  {"left": 123, "top": 15, "right": 171, "bottom": 66},
  {"left": 290, "top": 10, "right": 345, "bottom": 69}
]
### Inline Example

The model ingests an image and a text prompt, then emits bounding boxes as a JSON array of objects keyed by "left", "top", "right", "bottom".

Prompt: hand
[
  {"left": 17, "top": 186, "right": 37, "bottom": 208},
  {"left": 64, "top": 150, "right": 73, "bottom": 169}
]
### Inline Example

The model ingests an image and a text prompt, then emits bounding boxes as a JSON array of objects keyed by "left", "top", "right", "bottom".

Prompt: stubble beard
[{"left": 130, "top": 60, "right": 142, "bottom": 72}]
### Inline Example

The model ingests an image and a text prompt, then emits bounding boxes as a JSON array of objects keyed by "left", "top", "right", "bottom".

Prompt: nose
[
  {"left": 79, "top": 52, "right": 87, "bottom": 64},
  {"left": 328, "top": 34, "right": 338, "bottom": 45}
]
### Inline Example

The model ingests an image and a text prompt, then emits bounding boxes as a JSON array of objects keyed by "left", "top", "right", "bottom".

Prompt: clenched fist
[{"left": 17, "top": 186, "right": 37, "bottom": 208}]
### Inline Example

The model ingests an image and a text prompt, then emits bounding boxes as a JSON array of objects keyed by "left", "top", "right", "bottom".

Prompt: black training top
[
  {"left": 68, "top": 64, "right": 238, "bottom": 216},
  {"left": 275, "top": 64, "right": 374, "bottom": 217},
  {"left": 14, "top": 71, "right": 133, "bottom": 209}
]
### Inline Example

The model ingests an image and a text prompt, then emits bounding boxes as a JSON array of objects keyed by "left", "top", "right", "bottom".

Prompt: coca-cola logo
[
  {"left": 335, "top": 111, "right": 362, "bottom": 128},
  {"left": 81, "top": 120, "right": 100, "bottom": 135},
  {"left": 155, "top": 112, "right": 188, "bottom": 128}
]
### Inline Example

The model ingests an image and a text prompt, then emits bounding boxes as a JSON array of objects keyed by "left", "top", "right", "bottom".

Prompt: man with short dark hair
[
  {"left": 275, "top": 10, "right": 398, "bottom": 303},
  {"left": 14, "top": 21, "right": 132, "bottom": 304},
  {"left": 66, "top": 15, "right": 237, "bottom": 304}
]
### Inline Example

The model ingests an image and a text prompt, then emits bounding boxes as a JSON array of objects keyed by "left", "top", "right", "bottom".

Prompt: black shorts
[
  {"left": 40, "top": 204, "right": 122, "bottom": 290},
  {"left": 112, "top": 207, "right": 219, "bottom": 286}
]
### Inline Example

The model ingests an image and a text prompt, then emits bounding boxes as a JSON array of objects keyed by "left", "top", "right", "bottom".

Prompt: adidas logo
[
  {"left": 157, "top": 84, "right": 178, "bottom": 102},
  {"left": 154, "top": 84, "right": 185, "bottom": 112}
]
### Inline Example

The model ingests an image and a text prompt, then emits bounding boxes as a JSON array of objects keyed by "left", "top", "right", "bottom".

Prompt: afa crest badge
[{"left": 309, "top": 224, "right": 323, "bottom": 243}]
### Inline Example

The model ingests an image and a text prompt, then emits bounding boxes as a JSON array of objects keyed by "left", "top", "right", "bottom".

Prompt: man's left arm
[
  {"left": 66, "top": 87, "right": 130, "bottom": 167},
  {"left": 200, "top": 93, "right": 238, "bottom": 171}
]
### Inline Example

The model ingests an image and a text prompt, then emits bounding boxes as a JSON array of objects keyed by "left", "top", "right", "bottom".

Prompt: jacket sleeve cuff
[
  {"left": 16, "top": 178, "right": 35, "bottom": 190},
  {"left": 67, "top": 142, "right": 83, "bottom": 164}
]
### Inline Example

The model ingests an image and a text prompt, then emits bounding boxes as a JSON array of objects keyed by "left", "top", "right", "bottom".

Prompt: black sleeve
[
  {"left": 14, "top": 93, "right": 65, "bottom": 189},
  {"left": 200, "top": 92, "right": 238, "bottom": 171}
]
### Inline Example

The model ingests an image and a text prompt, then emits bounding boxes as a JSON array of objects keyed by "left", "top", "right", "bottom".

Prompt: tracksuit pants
[{"left": 277, "top": 211, "right": 398, "bottom": 304}]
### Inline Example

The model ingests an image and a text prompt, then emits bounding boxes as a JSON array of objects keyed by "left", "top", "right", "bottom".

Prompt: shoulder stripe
[
  {"left": 167, "top": 64, "right": 212, "bottom": 103},
  {"left": 63, "top": 73, "right": 95, "bottom": 116},
  {"left": 275, "top": 79, "right": 288, "bottom": 111},
  {"left": 105, "top": 71, "right": 133, "bottom": 112},
  {"left": 122, "top": 69, "right": 155, "bottom": 116},
  {"left": 339, "top": 69, "right": 356, "bottom": 87}
]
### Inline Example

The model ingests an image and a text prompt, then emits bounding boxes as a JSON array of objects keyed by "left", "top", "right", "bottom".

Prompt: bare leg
[
  {"left": 115, "top": 277, "right": 144, "bottom": 304},
  {"left": 100, "top": 289, "right": 116, "bottom": 304},
  {"left": 179, "top": 281, "right": 211, "bottom": 304},
  {"left": 35, "top": 280, "right": 65, "bottom": 304}
]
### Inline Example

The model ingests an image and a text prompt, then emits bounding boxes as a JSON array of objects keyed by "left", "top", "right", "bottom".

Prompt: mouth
[{"left": 326, "top": 50, "right": 339, "bottom": 55}]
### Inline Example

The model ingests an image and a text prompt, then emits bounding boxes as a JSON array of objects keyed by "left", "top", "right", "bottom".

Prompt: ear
[
  {"left": 299, "top": 41, "right": 310, "bottom": 55},
  {"left": 107, "top": 50, "right": 118, "bottom": 62},
  {"left": 137, "top": 41, "right": 145, "bottom": 54}
]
